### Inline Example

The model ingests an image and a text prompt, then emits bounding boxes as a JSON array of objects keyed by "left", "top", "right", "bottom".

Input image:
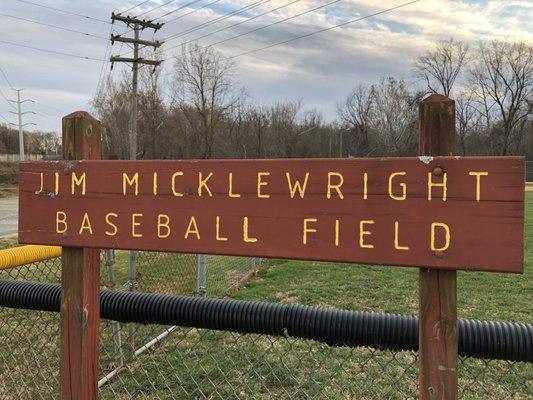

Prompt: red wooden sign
[{"left": 18, "top": 157, "right": 524, "bottom": 273}]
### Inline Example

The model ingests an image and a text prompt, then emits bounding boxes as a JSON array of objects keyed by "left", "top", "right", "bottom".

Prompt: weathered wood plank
[
  {"left": 59, "top": 111, "right": 101, "bottom": 400},
  {"left": 18, "top": 155, "right": 524, "bottom": 273},
  {"left": 418, "top": 94, "right": 458, "bottom": 400}
]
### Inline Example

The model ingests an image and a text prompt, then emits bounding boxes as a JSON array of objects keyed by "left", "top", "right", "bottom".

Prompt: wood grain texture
[
  {"left": 59, "top": 111, "right": 101, "bottom": 400},
  {"left": 418, "top": 94, "right": 458, "bottom": 400},
  {"left": 60, "top": 248, "right": 100, "bottom": 400},
  {"left": 18, "top": 155, "right": 524, "bottom": 273}
]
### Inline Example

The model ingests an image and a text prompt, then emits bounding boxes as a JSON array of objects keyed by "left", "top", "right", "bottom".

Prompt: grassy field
[
  {"left": 232, "top": 193, "right": 533, "bottom": 324},
  {"left": 100, "top": 192, "right": 533, "bottom": 399},
  {"left": 0, "top": 193, "right": 531, "bottom": 399}
]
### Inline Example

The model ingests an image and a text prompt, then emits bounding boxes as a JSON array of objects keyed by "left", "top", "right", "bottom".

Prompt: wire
[
  {"left": 33, "top": 100, "right": 66, "bottom": 115},
  {"left": 136, "top": 0, "right": 177, "bottom": 18},
  {"left": 155, "top": 0, "right": 204, "bottom": 21},
  {"left": 122, "top": 0, "right": 152, "bottom": 14},
  {"left": 119, "top": 0, "right": 229, "bottom": 57},
  {"left": 165, "top": 0, "right": 338, "bottom": 54},
  {"left": 227, "top": 0, "right": 422, "bottom": 59},
  {"left": 165, "top": 0, "right": 224, "bottom": 25},
  {"left": 0, "top": 39, "right": 106, "bottom": 61},
  {"left": 11, "top": 0, "right": 110, "bottom": 24},
  {"left": 165, "top": 0, "right": 271, "bottom": 41},
  {"left": 205, "top": 0, "right": 339, "bottom": 49},
  {"left": 0, "top": 89, "right": 16, "bottom": 110},
  {"left": 0, "top": 66, "right": 14, "bottom": 89},
  {"left": 0, "top": 113, "right": 10, "bottom": 123},
  {"left": 175, "top": 0, "right": 302, "bottom": 49},
  {"left": 0, "top": 12, "right": 108, "bottom": 40},
  {"left": 94, "top": 26, "right": 115, "bottom": 96}
]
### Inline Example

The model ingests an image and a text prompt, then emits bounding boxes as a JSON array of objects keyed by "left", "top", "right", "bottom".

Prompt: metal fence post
[
  {"left": 196, "top": 254, "right": 206, "bottom": 296},
  {"left": 128, "top": 250, "right": 137, "bottom": 351},
  {"left": 104, "top": 250, "right": 124, "bottom": 369}
]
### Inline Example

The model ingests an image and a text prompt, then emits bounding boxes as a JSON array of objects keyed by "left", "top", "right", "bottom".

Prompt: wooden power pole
[{"left": 110, "top": 13, "right": 163, "bottom": 161}]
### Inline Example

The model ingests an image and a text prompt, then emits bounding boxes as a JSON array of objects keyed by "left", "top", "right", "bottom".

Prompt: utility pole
[
  {"left": 110, "top": 13, "right": 164, "bottom": 161},
  {"left": 8, "top": 89, "right": 35, "bottom": 161},
  {"left": 109, "top": 14, "right": 164, "bottom": 347}
]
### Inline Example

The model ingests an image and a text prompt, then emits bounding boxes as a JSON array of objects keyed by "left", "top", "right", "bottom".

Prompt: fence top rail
[{"left": 0, "top": 245, "right": 61, "bottom": 270}]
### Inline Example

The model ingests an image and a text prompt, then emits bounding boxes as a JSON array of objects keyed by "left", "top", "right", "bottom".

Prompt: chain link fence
[
  {"left": 526, "top": 160, "right": 532, "bottom": 180},
  {"left": 0, "top": 250, "right": 531, "bottom": 399}
]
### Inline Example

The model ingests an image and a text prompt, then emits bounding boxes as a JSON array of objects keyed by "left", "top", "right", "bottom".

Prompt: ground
[
  {"left": 231, "top": 192, "right": 533, "bottom": 323},
  {"left": 0, "top": 197, "right": 17, "bottom": 236},
  {"left": 0, "top": 193, "right": 531, "bottom": 399},
  {"left": 0, "top": 163, "right": 18, "bottom": 198}
]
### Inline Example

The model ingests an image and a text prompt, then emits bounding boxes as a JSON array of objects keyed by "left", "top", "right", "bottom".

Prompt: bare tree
[
  {"left": 246, "top": 104, "right": 270, "bottom": 158},
  {"left": 138, "top": 67, "right": 166, "bottom": 159},
  {"left": 92, "top": 73, "right": 132, "bottom": 159},
  {"left": 336, "top": 84, "right": 373, "bottom": 156},
  {"left": 414, "top": 38, "right": 469, "bottom": 96},
  {"left": 455, "top": 92, "right": 483, "bottom": 155},
  {"left": 171, "top": 43, "right": 240, "bottom": 159},
  {"left": 369, "top": 77, "right": 418, "bottom": 156},
  {"left": 270, "top": 100, "right": 303, "bottom": 158},
  {"left": 469, "top": 40, "right": 532, "bottom": 155}
]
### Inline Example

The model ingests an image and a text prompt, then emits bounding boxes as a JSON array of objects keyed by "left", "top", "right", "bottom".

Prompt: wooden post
[
  {"left": 418, "top": 94, "right": 458, "bottom": 400},
  {"left": 60, "top": 111, "right": 101, "bottom": 400}
]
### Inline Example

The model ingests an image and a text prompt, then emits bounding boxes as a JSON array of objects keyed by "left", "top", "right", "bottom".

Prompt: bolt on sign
[{"left": 19, "top": 157, "right": 524, "bottom": 273}]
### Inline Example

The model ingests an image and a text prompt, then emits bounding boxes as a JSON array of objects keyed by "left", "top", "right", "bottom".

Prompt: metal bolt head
[{"left": 434, "top": 250, "right": 444, "bottom": 258}]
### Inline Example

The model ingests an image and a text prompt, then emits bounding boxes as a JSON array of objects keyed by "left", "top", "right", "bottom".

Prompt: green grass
[
  {"left": 232, "top": 192, "right": 533, "bottom": 324},
  {"left": 0, "top": 194, "right": 531, "bottom": 399},
  {"left": 101, "top": 193, "right": 533, "bottom": 399}
]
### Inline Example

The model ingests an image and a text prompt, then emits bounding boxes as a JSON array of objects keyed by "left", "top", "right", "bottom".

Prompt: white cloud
[{"left": 0, "top": 0, "right": 530, "bottom": 132}]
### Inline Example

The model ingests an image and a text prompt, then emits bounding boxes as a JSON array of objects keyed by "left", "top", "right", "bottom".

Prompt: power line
[
  {"left": 175, "top": 0, "right": 303, "bottom": 49},
  {"left": 33, "top": 100, "right": 66, "bottom": 115},
  {"left": 164, "top": 0, "right": 224, "bottom": 25},
  {"left": 0, "top": 39, "right": 106, "bottom": 61},
  {"left": 0, "top": 113, "right": 10, "bottom": 124},
  {"left": 95, "top": 36, "right": 112, "bottom": 95},
  {"left": 11, "top": 0, "right": 110, "bottom": 25},
  {"left": 136, "top": 0, "right": 177, "bottom": 18},
  {"left": 0, "top": 12, "right": 108, "bottom": 40},
  {"left": 122, "top": 0, "right": 152, "bottom": 14},
  {"left": 155, "top": 0, "right": 204, "bottom": 22},
  {"left": 165, "top": 0, "right": 271, "bottom": 41},
  {"left": 205, "top": 0, "right": 339, "bottom": 49},
  {"left": 165, "top": 0, "right": 339, "bottom": 54},
  {"left": 227, "top": 0, "right": 422, "bottom": 59},
  {"left": 0, "top": 89, "right": 16, "bottom": 110},
  {"left": 119, "top": 0, "right": 230, "bottom": 56},
  {"left": 0, "top": 65, "right": 14, "bottom": 89},
  {"left": 113, "top": 1, "right": 180, "bottom": 39}
]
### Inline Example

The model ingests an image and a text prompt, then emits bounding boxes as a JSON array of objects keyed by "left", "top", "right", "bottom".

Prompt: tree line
[
  {"left": 0, "top": 125, "right": 60, "bottom": 156},
  {"left": 2, "top": 39, "right": 530, "bottom": 161}
]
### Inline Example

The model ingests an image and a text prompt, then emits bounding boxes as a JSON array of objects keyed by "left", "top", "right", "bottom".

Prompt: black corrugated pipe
[{"left": 0, "top": 280, "right": 531, "bottom": 362}]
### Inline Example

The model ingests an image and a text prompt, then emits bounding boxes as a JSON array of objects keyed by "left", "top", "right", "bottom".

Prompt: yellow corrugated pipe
[{"left": 0, "top": 245, "right": 62, "bottom": 270}]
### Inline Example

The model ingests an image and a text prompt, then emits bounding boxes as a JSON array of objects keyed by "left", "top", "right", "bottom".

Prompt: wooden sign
[{"left": 18, "top": 157, "right": 524, "bottom": 273}]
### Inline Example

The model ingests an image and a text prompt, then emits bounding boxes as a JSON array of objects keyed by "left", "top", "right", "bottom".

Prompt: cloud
[{"left": 0, "top": 0, "right": 530, "bottom": 133}]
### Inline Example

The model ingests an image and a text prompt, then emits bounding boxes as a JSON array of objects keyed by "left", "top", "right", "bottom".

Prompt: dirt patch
[
  {"left": 0, "top": 236, "right": 18, "bottom": 250},
  {"left": 0, "top": 163, "right": 18, "bottom": 197},
  {"left": 0, "top": 163, "right": 18, "bottom": 184}
]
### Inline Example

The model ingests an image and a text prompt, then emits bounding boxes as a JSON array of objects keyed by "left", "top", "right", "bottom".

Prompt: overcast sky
[{"left": 0, "top": 0, "right": 531, "bottom": 133}]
